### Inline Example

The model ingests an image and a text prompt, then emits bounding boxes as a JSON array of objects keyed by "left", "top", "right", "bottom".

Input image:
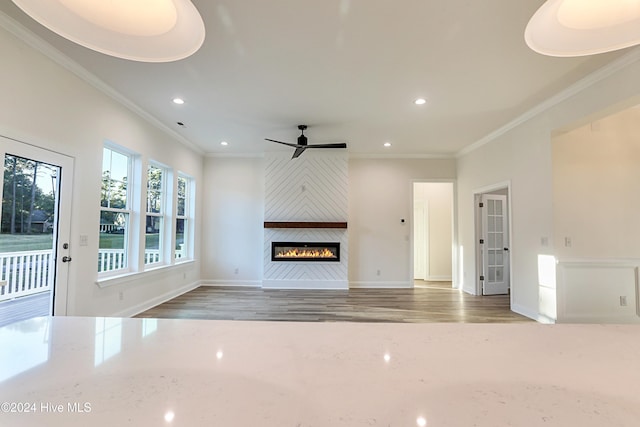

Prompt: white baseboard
[
  {"left": 349, "top": 281, "right": 413, "bottom": 289},
  {"left": 425, "top": 276, "right": 452, "bottom": 282},
  {"left": 558, "top": 314, "right": 640, "bottom": 324},
  {"left": 200, "top": 280, "right": 262, "bottom": 288},
  {"left": 110, "top": 280, "right": 201, "bottom": 318},
  {"left": 262, "top": 280, "right": 348, "bottom": 290},
  {"left": 511, "top": 303, "right": 555, "bottom": 324}
]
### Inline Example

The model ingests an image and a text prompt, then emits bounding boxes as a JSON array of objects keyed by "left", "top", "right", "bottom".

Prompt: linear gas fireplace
[{"left": 271, "top": 242, "right": 340, "bottom": 262}]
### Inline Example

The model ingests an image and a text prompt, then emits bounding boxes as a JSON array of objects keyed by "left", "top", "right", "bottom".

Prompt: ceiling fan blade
[
  {"left": 266, "top": 126, "right": 347, "bottom": 159},
  {"left": 307, "top": 143, "right": 348, "bottom": 149},
  {"left": 292, "top": 146, "right": 307, "bottom": 159},
  {"left": 265, "top": 138, "right": 300, "bottom": 148}
]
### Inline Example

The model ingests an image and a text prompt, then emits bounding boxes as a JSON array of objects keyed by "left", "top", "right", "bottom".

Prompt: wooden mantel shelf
[{"left": 264, "top": 221, "right": 347, "bottom": 229}]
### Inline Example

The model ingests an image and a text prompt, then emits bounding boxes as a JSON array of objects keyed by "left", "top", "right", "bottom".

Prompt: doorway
[
  {"left": 412, "top": 182, "right": 454, "bottom": 286},
  {"left": 0, "top": 137, "right": 73, "bottom": 326},
  {"left": 474, "top": 184, "right": 511, "bottom": 296}
]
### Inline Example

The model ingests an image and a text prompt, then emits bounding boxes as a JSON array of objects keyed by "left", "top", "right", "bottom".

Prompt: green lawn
[
  {"left": 100, "top": 233, "right": 182, "bottom": 249},
  {"left": 0, "top": 233, "right": 183, "bottom": 252},
  {"left": 0, "top": 234, "right": 53, "bottom": 252}
]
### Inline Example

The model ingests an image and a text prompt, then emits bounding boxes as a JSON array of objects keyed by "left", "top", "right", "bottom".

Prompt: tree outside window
[
  {"left": 145, "top": 164, "right": 165, "bottom": 265},
  {"left": 175, "top": 175, "right": 191, "bottom": 260},
  {"left": 98, "top": 147, "right": 131, "bottom": 273}
]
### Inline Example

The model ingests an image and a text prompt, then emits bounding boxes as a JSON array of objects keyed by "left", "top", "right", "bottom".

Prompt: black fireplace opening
[{"left": 271, "top": 242, "right": 340, "bottom": 262}]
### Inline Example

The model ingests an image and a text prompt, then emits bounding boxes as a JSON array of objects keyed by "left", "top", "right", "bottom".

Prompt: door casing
[
  {"left": 473, "top": 182, "right": 512, "bottom": 300},
  {"left": 410, "top": 180, "right": 458, "bottom": 288},
  {"left": 0, "top": 136, "right": 74, "bottom": 316}
]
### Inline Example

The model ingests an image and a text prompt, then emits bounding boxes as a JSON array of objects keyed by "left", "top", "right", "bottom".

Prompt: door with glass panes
[
  {"left": 480, "top": 194, "right": 510, "bottom": 295},
  {"left": 0, "top": 137, "right": 73, "bottom": 324}
]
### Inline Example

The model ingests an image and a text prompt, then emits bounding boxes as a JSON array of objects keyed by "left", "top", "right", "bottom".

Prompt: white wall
[
  {"left": 201, "top": 156, "right": 264, "bottom": 286},
  {"left": 0, "top": 25, "right": 203, "bottom": 316},
  {"left": 553, "top": 108, "right": 640, "bottom": 258},
  {"left": 413, "top": 182, "right": 453, "bottom": 281},
  {"left": 457, "top": 48, "right": 640, "bottom": 322},
  {"left": 552, "top": 108, "right": 640, "bottom": 323},
  {"left": 349, "top": 158, "right": 456, "bottom": 287}
]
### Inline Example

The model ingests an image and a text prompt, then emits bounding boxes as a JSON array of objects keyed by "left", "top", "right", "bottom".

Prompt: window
[
  {"left": 145, "top": 164, "right": 166, "bottom": 266},
  {"left": 99, "top": 147, "right": 131, "bottom": 274},
  {"left": 175, "top": 174, "right": 193, "bottom": 260}
]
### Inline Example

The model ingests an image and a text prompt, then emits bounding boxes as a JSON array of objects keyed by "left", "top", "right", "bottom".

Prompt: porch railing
[
  {"left": 1, "top": 247, "right": 187, "bottom": 302},
  {"left": 0, "top": 250, "right": 52, "bottom": 302}
]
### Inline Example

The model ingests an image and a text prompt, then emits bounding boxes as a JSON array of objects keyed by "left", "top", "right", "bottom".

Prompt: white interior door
[
  {"left": 0, "top": 137, "right": 73, "bottom": 316},
  {"left": 413, "top": 201, "right": 428, "bottom": 280},
  {"left": 480, "top": 194, "right": 509, "bottom": 295}
]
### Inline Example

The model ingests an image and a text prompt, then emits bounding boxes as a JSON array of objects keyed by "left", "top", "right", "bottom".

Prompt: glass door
[{"left": 0, "top": 137, "right": 73, "bottom": 325}]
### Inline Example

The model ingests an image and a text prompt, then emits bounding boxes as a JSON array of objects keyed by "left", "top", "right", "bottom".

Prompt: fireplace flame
[{"left": 276, "top": 248, "right": 336, "bottom": 258}]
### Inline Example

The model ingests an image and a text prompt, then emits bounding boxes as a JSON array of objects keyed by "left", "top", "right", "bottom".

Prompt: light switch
[{"left": 79, "top": 235, "right": 88, "bottom": 246}]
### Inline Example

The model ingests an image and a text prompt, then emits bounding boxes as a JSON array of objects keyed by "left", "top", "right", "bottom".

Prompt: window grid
[
  {"left": 175, "top": 174, "right": 191, "bottom": 261},
  {"left": 99, "top": 147, "right": 132, "bottom": 274},
  {"left": 145, "top": 164, "right": 165, "bottom": 266}
]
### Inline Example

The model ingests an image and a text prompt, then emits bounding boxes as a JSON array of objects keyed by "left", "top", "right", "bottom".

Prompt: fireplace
[{"left": 271, "top": 242, "right": 340, "bottom": 262}]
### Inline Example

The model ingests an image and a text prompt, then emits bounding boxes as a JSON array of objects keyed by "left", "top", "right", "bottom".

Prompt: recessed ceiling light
[
  {"left": 220, "top": 141, "right": 228, "bottom": 146},
  {"left": 414, "top": 98, "right": 427, "bottom": 105},
  {"left": 11, "top": 0, "right": 206, "bottom": 62},
  {"left": 172, "top": 98, "right": 185, "bottom": 105},
  {"left": 383, "top": 142, "right": 392, "bottom": 147}
]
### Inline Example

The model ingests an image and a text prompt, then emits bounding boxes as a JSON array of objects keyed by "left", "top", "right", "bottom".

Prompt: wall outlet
[
  {"left": 79, "top": 234, "right": 88, "bottom": 247},
  {"left": 118, "top": 291, "right": 124, "bottom": 301},
  {"left": 376, "top": 269, "right": 381, "bottom": 276},
  {"left": 620, "top": 296, "right": 628, "bottom": 307},
  {"left": 234, "top": 268, "right": 239, "bottom": 275},
  {"left": 0, "top": 280, "right": 7, "bottom": 287}
]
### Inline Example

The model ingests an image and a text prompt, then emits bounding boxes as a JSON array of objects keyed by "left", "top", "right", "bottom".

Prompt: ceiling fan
[{"left": 265, "top": 125, "right": 347, "bottom": 159}]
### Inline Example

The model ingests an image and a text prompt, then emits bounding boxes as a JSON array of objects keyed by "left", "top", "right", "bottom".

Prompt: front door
[
  {"left": 480, "top": 194, "right": 510, "bottom": 295},
  {"left": 0, "top": 137, "right": 73, "bottom": 325}
]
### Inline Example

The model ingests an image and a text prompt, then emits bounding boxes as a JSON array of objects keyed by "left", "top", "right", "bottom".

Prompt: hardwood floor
[{"left": 136, "top": 281, "right": 533, "bottom": 323}]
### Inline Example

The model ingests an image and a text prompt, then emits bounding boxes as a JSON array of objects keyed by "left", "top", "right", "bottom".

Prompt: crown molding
[
  {"left": 205, "top": 151, "right": 455, "bottom": 160},
  {"left": 205, "top": 152, "right": 265, "bottom": 159},
  {"left": 457, "top": 46, "right": 640, "bottom": 158},
  {"left": 349, "top": 152, "right": 455, "bottom": 160},
  {"left": 0, "top": 10, "right": 204, "bottom": 156}
]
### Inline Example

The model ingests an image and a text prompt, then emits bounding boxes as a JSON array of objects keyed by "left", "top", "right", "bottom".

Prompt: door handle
[
  {"left": 62, "top": 256, "right": 72, "bottom": 263},
  {"left": 504, "top": 248, "right": 509, "bottom": 251}
]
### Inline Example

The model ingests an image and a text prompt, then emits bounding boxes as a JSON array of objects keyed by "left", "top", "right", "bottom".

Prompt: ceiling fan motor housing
[{"left": 297, "top": 125, "right": 307, "bottom": 145}]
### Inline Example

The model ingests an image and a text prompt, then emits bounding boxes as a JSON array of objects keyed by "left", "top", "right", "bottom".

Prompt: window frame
[
  {"left": 175, "top": 172, "right": 194, "bottom": 262},
  {"left": 99, "top": 145, "right": 134, "bottom": 277},
  {"left": 144, "top": 161, "right": 170, "bottom": 268}
]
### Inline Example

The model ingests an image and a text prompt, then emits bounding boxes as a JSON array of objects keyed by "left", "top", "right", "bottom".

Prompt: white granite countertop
[{"left": 1, "top": 317, "right": 639, "bottom": 426}]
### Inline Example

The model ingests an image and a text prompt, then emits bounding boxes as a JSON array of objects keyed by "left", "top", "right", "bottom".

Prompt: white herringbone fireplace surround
[{"left": 263, "top": 152, "right": 348, "bottom": 289}]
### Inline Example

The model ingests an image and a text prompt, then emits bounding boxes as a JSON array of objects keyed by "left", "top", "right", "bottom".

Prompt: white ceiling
[{"left": 0, "top": 1, "right": 627, "bottom": 156}]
